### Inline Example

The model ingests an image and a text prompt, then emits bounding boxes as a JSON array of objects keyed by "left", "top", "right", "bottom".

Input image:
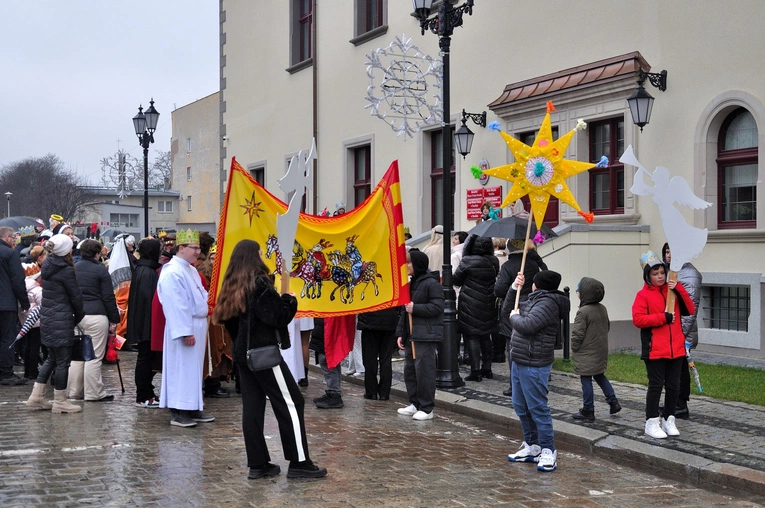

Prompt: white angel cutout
[
  {"left": 276, "top": 138, "right": 316, "bottom": 287},
  {"left": 620, "top": 145, "right": 712, "bottom": 273}
]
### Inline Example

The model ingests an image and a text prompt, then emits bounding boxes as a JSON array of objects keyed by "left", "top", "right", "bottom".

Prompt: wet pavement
[{"left": 0, "top": 352, "right": 763, "bottom": 507}]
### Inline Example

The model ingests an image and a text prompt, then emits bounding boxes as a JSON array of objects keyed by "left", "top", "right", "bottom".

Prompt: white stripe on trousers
[{"left": 272, "top": 365, "right": 306, "bottom": 462}]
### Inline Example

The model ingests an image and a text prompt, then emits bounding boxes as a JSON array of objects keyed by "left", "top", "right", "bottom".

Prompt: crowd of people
[{"left": 0, "top": 202, "right": 701, "bottom": 477}]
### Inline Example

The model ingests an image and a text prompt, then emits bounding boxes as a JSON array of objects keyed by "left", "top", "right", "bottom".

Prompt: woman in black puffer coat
[
  {"left": 26, "top": 233, "right": 85, "bottom": 414},
  {"left": 453, "top": 235, "right": 499, "bottom": 381}
]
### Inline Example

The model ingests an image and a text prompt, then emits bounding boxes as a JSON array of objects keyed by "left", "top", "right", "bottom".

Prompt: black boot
[
  {"left": 572, "top": 407, "right": 595, "bottom": 421},
  {"left": 480, "top": 368, "right": 493, "bottom": 379},
  {"left": 609, "top": 399, "right": 622, "bottom": 414},
  {"left": 465, "top": 371, "right": 482, "bottom": 382},
  {"left": 675, "top": 401, "right": 689, "bottom": 419}
]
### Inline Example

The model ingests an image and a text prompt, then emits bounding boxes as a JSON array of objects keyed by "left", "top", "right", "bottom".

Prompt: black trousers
[
  {"left": 360, "top": 329, "right": 396, "bottom": 399},
  {"left": 134, "top": 341, "right": 157, "bottom": 402},
  {"left": 678, "top": 355, "right": 690, "bottom": 405},
  {"left": 23, "top": 327, "right": 42, "bottom": 379},
  {"left": 644, "top": 356, "right": 683, "bottom": 419},
  {"left": 238, "top": 360, "right": 310, "bottom": 467},
  {"left": 464, "top": 334, "right": 492, "bottom": 373},
  {"left": 36, "top": 345, "right": 72, "bottom": 390}
]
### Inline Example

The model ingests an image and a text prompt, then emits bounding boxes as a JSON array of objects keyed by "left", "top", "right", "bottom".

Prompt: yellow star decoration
[
  {"left": 240, "top": 191, "right": 264, "bottom": 226},
  {"left": 483, "top": 101, "right": 595, "bottom": 229}
]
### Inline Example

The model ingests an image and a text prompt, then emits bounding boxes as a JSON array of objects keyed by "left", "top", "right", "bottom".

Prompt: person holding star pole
[
  {"left": 479, "top": 101, "right": 597, "bottom": 311},
  {"left": 481, "top": 101, "right": 595, "bottom": 471}
]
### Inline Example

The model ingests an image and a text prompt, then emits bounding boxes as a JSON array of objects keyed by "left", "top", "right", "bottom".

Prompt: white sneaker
[
  {"left": 412, "top": 410, "right": 434, "bottom": 421},
  {"left": 644, "top": 416, "right": 668, "bottom": 439},
  {"left": 537, "top": 448, "right": 557, "bottom": 472},
  {"left": 507, "top": 441, "right": 541, "bottom": 463},
  {"left": 661, "top": 415, "right": 680, "bottom": 436},
  {"left": 397, "top": 404, "right": 418, "bottom": 416}
]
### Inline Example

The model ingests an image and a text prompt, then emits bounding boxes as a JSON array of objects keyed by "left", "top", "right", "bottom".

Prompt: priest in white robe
[{"left": 157, "top": 230, "right": 213, "bottom": 428}]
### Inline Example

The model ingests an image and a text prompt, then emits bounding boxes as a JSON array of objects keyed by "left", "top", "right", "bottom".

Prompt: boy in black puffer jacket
[
  {"left": 395, "top": 250, "right": 444, "bottom": 421},
  {"left": 506, "top": 270, "right": 568, "bottom": 473}
]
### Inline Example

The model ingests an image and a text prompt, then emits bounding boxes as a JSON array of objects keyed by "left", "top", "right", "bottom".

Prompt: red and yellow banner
[{"left": 209, "top": 157, "right": 409, "bottom": 317}]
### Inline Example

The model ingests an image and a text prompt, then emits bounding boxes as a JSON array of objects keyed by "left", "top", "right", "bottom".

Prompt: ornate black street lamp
[
  {"left": 132, "top": 99, "right": 160, "bottom": 237},
  {"left": 412, "top": 0, "right": 475, "bottom": 388},
  {"left": 454, "top": 110, "right": 486, "bottom": 159},
  {"left": 627, "top": 69, "right": 667, "bottom": 131}
]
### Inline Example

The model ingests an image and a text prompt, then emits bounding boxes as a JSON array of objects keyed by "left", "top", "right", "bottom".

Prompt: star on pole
[
  {"left": 240, "top": 191, "right": 264, "bottom": 226},
  {"left": 483, "top": 101, "right": 595, "bottom": 228}
]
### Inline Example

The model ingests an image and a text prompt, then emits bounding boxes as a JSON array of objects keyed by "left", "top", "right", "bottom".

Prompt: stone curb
[{"left": 311, "top": 365, "right": 765, "bottom": 496}]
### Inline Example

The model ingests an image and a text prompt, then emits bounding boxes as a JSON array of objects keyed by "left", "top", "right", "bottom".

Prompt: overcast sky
[{"left": 0, "top": 1, "right": 218, "bottom": 185}]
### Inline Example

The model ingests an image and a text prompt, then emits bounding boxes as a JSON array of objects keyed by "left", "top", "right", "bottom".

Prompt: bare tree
[
  {"left": 0, "top": 154, "right": 98, "bottom": 223},
  {"left": 150, "top": 150, "right": 172, "bottom": 190}
]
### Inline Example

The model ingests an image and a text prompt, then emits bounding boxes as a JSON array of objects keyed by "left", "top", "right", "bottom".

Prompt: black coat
[
  {"left": 40, "top": 256, "right": 85, "bottom": 348},
  {"left": 223, "top": 277, "right": 297, "bottom": 366},
  {"left": 395, "top": 271, "right": 444, "bottom": 343},
  {"left": 126, "top": 258, "right": 161, "bottom": 343},
  {"left": 453, "top": 235, "right": 498, "bottom": 335},
  {"left": 509, "top": 289, "right": 569, "bottom": 368},
  {"left": 357, "top": 307, "right": 399, "bottom": 331},
  {"left": 75, "top": 257, "right": 120, "bottom": 323},
  {"left": 495, "top": 250, "right": 543, "bottom": 338},
  {"left": 0, "top": 240, "right": 29, "bottom": 312}
]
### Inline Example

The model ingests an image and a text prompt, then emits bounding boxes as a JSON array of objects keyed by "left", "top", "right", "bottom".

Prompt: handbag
[
  {"left": 71, "top": 326, "right": 97, "bottom": 362},
  {"left": 245, "top": 311, "right": 283, "bottom": 372}
]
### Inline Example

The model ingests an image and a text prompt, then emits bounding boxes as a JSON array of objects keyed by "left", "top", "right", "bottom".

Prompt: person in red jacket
[{"left": 632, "top": 251, "right": 694, "bottom": 440}]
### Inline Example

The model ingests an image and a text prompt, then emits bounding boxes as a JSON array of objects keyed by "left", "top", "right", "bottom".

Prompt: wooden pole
[
  {"left": 513, "top": 211, "right": 535, "bottom": 311},
  {"left": 665, "top": 270, "right": 678, "bottom": 312},
  {"left": 280, "top": 259, "right": 291, "bottom": 295}
]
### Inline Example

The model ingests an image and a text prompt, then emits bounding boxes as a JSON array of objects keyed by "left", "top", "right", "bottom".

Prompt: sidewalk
[{"left": 330, "top": 350, "right": 765, "bottom": 497}]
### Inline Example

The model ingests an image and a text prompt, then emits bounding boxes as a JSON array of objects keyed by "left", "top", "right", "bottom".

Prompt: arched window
[{"left": 717, "top": 108, "right": 758, "bottom": 229}]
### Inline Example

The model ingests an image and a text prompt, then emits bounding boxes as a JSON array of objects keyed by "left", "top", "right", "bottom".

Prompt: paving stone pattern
[{"left": 0, "top": 354, "right": 763, "bottom": 507}]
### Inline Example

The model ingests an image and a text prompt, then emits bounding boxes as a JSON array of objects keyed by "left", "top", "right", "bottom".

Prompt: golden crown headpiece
[
  {"left": 640, "top": 250, "right": 663, "bottom": 271},
  {"left": 157, "top": 230, "right": 167, "bottom": 238},
  {"left": 209, "top": 243, "right": 217, "bottom": 254},
  {"left": 18, "top": 226, "right": 35, "bottom": 237},
  {"left": 176, "top": 229, "right": 200, "bottom": 246}
]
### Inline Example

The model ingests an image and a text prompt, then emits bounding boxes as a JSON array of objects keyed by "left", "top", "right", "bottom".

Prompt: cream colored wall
[
  {"left": 221, "top": 0, "right": 765, "bottom": 352},
  {"left": 171, "top": 92, "right": 220, "bottom": 229}
]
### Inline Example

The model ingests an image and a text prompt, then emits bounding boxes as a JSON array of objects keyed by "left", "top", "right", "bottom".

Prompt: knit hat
[
  {"left": 47, "top": 233, "right": 73, "bottom": 257},
  {"left": 533, "top": 270, "right": 561, "bottom": 291}
]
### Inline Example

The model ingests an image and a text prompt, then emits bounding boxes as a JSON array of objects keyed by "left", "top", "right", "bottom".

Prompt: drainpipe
[{"left": 312, "top": 0, "right": 319, "bottom": 213}]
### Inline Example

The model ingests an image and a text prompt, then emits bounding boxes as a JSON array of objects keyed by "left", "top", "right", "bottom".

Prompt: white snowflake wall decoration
[{"left": 365, "top": 34, "right": 443, "bottom": 139}]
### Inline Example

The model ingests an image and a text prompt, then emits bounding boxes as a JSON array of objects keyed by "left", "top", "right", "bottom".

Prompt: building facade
[
  {"left": 171, "top": 92, "right": 221, "bottom": 236},
  {"left": 219, "top": 0, "right": 765, "bottom": 357},
  {"left": 77, "top": 187, "right": 180, "bottom": 240}
]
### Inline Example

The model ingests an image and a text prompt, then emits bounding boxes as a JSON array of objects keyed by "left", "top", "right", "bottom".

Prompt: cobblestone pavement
[{"left": 1, "top": 354, "right": 764, "bottom": 507}]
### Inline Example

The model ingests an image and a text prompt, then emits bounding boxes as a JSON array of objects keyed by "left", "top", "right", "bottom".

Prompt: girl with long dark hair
[{"left": 212, "top": 239, "right": 327, "bottom": 479}]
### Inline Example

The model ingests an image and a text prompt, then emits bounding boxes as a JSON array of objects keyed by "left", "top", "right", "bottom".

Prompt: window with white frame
[
  {"left": 158, "top": 200, "right": 173, "bottom": 213},
  {"left": 109, "top": 213, "right": 139, "bottom": 228},
  {"left": 187, "top": 196, "right": 192, "bottom": 212},
  {"left": 249, "top": 166, "right": 265, "bottom": 187},
  {"left": 186, "top": 138, "right": 191, "bottom": 153},
  {"left": 187, "top": 167, "right": 192, "bottom": 181}
]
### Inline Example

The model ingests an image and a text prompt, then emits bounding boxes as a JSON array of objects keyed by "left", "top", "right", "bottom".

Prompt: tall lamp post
[
  {"left": 413, "top": 0, "right": 475, "bottom": 388},
  {"left": 132, "top": 99, "right": 160, "bottom": 237},
  {"left": 4, "top": 192, "right": 11, "bottom": 217}
]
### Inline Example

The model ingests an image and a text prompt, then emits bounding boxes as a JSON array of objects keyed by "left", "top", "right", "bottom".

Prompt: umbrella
[
  {"left": 0, "top": 216, "right": 39, "bottom": 230},
  {"left": 467, "top": 216, "right": 557, "bottom": 240}
]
